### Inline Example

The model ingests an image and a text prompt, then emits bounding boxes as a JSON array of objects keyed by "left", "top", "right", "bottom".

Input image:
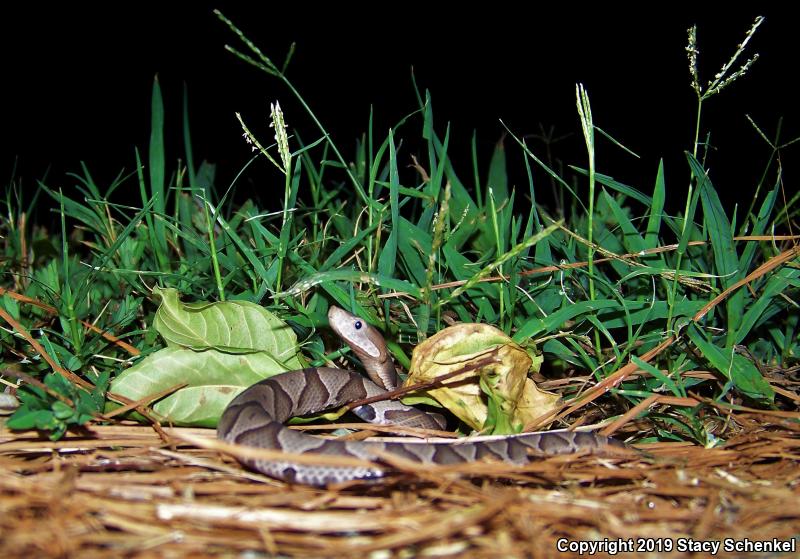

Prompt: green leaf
[
  {"left": 441, "top": 242, "right": 497, "bottom": 320},
  {"left": 644, "top": 160, "right": 666, "bottom": 251},
  {"left": 323, "top": 220, "right": 380, "bottom": 272},
  {"left": 51, "top": 401, "right": 74, "bottom": 420},
  {"left": 152, "top": 385, "right": 248, "bottom": 426},
  {"left": 278, "top": 268, "right": 422, "bottom": 301},
  {"left": 44, "top": 372, "right": 73, "bottom": 395},
  {"left": 735, "top": 266, "right": 800, "bottom": 344},
  {"left": 91, "top": 370, "right": 112, "bottom": 408},
  {"left": 152, "top": 287, "right": 303, "bottom": 367},
  {"left": 571, "top": 168, "right": 652, "bottom": 206},
  {"left": 601, "top": 189, "right": 646, "bottom": 254},
  {"left": 107, "top": 289, "right": 310, "bottom": 427},
  {"left": 148, "top": 76, "right": 169, "bottom": 271},
  {"left": 426, "top": 121, "right": 450, "bottom": 200},
  {"left": 109, "top": 347, "right": 291, "bottom": 426},
  {"left": 679, "top": 154, "right": 707, "bottom": 256},
  {"left": 377, "top": 130, "right": 400, "bottom": 281},
  {"left": 6, "top": 409, "right": 54, "bottom": 430},
  {"left": 687, "top": 324, "right": 773, "bottom": 403},
  {"left": 698, "top": 169, "right": 742, "bottom": 342},
  {"left": 739, "top": 186, "right": 777, "bottom": 273},
  {"left": 397, "top": 217, "right": 431, "bottom": 287},
  {"left": 485, "top": 138, "right": 509, "bottom": 246},
  {"left": 631, "top": 356, "right": 685, "bottom": 397},
  {"left": 513, "top": 299, "right": 621, "bottom": 341},
  {"left": 597, "top": 300, "right": 704, "bottom": 329}
]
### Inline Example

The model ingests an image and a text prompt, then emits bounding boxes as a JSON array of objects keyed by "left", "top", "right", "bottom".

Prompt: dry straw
[{"left": 2, "top": 407, "right": 799, "bottom": 558}]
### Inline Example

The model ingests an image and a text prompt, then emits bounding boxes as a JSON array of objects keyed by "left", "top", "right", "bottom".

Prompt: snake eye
[{"left": 354, "top": 320, "right": 363, "bottom": 330}]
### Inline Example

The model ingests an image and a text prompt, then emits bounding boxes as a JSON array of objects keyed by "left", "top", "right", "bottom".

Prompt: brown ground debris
[{"left": 1, "top": 413, "right": 798, "bottom": 558}]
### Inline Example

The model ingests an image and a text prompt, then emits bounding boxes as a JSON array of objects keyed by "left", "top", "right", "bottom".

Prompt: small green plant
[{"left": 5, "top": 371, "right": 109, "bottom": 440}]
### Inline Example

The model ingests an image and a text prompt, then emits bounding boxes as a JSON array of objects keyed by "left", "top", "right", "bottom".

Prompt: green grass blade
[
  {"left": 698, "top": 166, "right": 742, "bottom": 344},
  {"left": 182, "top": 83, "right": 197, "bottom": 188},
  {"left": 601, "top": 189, "right": 646, "bottom": 254},
  {"left": 276, "top": 269, "right": 422, "bottom": 300},
  {"left": 735, "top": 266, "right": 800, "bottom": 345},
  {"left": 644, "top": 160, "right": 666, "bottom": 251},
  {"left": 687, "top": 323, "right": 774, "bottom": 403},
  {"left": 378, "top": 130, "right": 400, "bottom": 283},
  {"left": 631, "top": 355, "right": 686, "bottom": 398},
  {"left": 486, "top": 139, "right": 509, "bottom": 247},
  {"left": 148, "top": 78, "right": 169, "bottom": 272},
  {"left": 571, "top": 167, "right": 652, "bottom": 207},
  {"left": 739, "top": 185, "right": 778, "bottom": 273}
]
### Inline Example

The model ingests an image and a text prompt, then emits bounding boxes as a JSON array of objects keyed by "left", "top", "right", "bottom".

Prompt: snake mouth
[{"left": 327, "top": 305, "right": 349, "bottom": 326}]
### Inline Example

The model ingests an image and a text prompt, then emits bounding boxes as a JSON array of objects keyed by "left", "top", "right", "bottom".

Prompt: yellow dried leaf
[{"left": 404, "top": 323, "right": 558, "bottom": 434}]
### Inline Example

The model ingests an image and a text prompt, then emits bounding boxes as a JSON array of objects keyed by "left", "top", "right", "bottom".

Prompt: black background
[{"left": 5, "top": 3, "right": 797, "bottom": 215}]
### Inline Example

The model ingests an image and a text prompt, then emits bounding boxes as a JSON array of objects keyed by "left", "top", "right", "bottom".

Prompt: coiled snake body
[{"left": 217, "top": 306, "right": 618, "bottom": 485}]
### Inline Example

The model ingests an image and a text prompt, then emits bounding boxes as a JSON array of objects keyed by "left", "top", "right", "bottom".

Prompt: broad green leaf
[
  {"left": 154, "top": 386, "right": 246, "bottom": 426},
  {"left": 123, "top": 287, "right": 307, "bottom": 426},
  {"left": 153, "top": 287, "right": 303, "bottom": 367},
  {"left": 109, "top": 347, "right": 289, "bottom": 427}
]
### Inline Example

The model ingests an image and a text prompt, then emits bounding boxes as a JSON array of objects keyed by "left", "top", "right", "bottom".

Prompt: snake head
[{"left": 327, "top": 306, "right": 398, "bottom": 389}]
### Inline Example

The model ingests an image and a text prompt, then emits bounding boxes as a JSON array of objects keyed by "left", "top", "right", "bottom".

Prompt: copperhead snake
[{"left": 217, "top": 306, "right": 619, "bottom": 485}]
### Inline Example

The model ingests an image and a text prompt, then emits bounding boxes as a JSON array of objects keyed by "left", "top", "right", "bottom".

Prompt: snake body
[{"left": 217, "top": 306, "right": 618, "bottom": 485}]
